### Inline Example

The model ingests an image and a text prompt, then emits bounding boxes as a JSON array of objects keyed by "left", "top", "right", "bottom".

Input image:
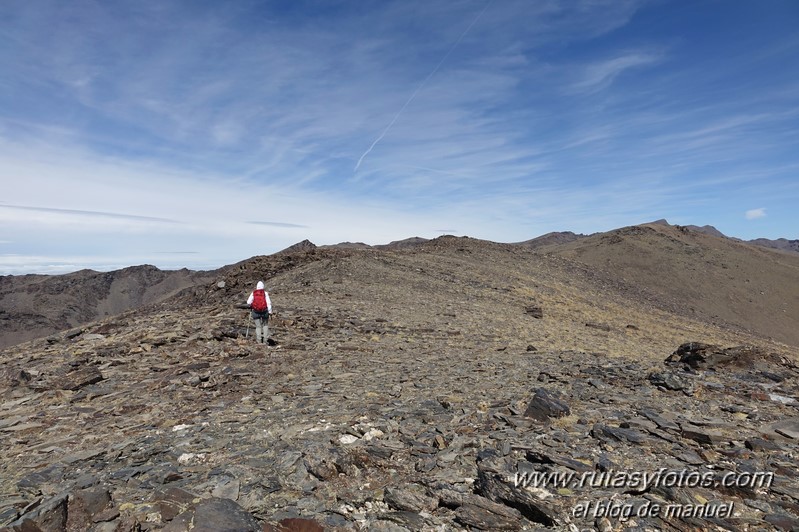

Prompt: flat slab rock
[
  {"left": 523, "top": 387, "right": 570, "bottom": 422},
  {"left": 162, "top": 497, "right": 261, "bottom": 532},
  {"left": 54, "top": 366, "right": 104, "bottom": 391},
  {"left": 772, "top": 419, "right": 799, "bottom": 440},
  {"left": 455, "top": 495, "right": 523, "bottom": 531}
]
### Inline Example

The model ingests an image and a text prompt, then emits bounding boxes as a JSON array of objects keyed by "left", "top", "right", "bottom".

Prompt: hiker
[{"left": 247, "top": 281, "right": 272, "bottom": 344}]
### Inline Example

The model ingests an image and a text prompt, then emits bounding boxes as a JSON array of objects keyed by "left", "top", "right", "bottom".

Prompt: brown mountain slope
[
  {"left": 1, "top": 236, "right": 797, "bottom": 530},
  {"left": 535, "top": 223, "right": 799, "bottom": 347},
  {"left": 0, "top": 265, "right": 210, "bottom": 349}
]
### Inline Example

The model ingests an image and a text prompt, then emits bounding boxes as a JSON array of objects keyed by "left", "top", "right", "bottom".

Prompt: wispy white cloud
[
  {"left": 571, "top": 51, "right": 662, "bottom": 93},
  {"left": 745, "top": 208, "right": 766, "bottom": 220},
  {"left": 248, "top": 221, "right": 310, "bottom": 229},
  {"left": 354, "top": 0, "right": 493, "bottom": 173},
  {"left": 0, "top": 204, "right": 179, "bottom": 224}
]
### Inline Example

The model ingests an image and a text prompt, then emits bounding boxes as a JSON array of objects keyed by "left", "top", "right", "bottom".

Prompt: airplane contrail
[{"left": 354, "top": 1, "right": 492, "bottom": 173}]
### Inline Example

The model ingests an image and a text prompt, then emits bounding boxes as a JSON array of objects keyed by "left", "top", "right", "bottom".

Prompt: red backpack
[{"left": 251, "top": 289, "right": 268, "bottom": 312}]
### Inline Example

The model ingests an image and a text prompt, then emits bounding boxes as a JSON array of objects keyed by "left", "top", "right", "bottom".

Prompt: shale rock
[
  {"left": 164, "top": 497, "right": 261, "bottom": 532},
  {"left": 523, "top": 387, "right": 570, "bottom": 422},
  {"left": 666, "top": 341, "right": 778, "bottom": 370},
  {"left": 455, "top": 495, "right": 523, "bottom": 531}
]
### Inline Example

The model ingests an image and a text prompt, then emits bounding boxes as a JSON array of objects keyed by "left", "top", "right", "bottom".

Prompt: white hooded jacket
[{"left": 247, "top": 281, "right": 272, "bottom": 313}]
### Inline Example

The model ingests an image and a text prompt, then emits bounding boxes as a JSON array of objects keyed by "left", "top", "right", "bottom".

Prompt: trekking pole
[{"left": 246, "top": 312, "right": 252, "bottom": 338}]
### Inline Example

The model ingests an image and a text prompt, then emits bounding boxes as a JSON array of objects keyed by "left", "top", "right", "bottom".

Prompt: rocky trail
[{"left": 1, "top": 239, "right": 798, "bottom": 531}]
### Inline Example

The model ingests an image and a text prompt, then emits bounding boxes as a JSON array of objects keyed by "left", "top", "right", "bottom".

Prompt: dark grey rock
[
  {"left": 523, "top": 388, "right": 570, "bottom": 422},
  {"left": 525, "top": 451, "right": 592, "bottom": 473},
  {"left": 525, "top": 306, "right": 543, "bottom": 319},
  {"left": 66, "top": 487, "right": 111, "bottom": 530},
  {"left": 0, "top": 367, "right": 31, "bottom": 388},
  {"left": 383, "top": 485, "right": 437, "bottom": 513},
  {"left": 764, "top": 513, "right": 799, "bottom": 531},
  {"left": 304, "top": 452, "right": 340, "bottom": 481},
  {"left": 55, "top": 365, "right": 104, "bottom": 391},
  {"left": 381, "top": 511, "right": 427, "bottom": 529},
  {"left": 648, "top": 371, "right": 694, "bottom": 393},
  {"left": 17, "top": 464, "right": 65, "bottom": 493},
  {"left": 773, "top": 419, "right": 799, "bottom": 439},
  {"left": 681, "top": 426, "right": 726, "bottom": 446},
  {"left": 366, "top": 520, "right": 410, "bottom": 532},
  {"left": 455, "top": 495, "right": 523, "bottom": 531},
  {"left": 64, "top": 329, "right": 84, "bottom": 340},
  {"left": 475, "top": 464, "right": 558, "bottom": 527},
  {"left": 591, "top": 423, "right": 648, "bottom": 444},
  {"left": 166, "top": 497, "right": 261, "bottom": 532},
  {"left": 4, "top": 492, "right": 68, "bottom": 532},
  {"left": 745, "top": 438, "right": 783, "bottom": 451},
  {"left": 434, "top": 486, "right": 466, "bottom": 509},
  {"left": 0, "top": 505, "right": 19, "bottom": 525},
  {"left": 639, "top": 408, "right": 680, "bottom": 431},
  {"left": 673, "top": 448, "right": 706, "bottom": 465},
  {"left": 319, "top": 512, "right": 350, "bottom": 529},
  {"left": 665, "top": 342, "right": 775, "bottom": 370},
  {"left": 155, "top": 487, "right": 198, "bottom": 522}
]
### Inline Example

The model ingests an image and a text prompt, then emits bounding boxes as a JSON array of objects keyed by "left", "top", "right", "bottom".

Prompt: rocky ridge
[
  {"left": 0, "top": 266, "right": 210, "bottom": 350},
  {"left": 3, "top": 222, "right": 797, "bottom": 354},
  {"left": 1, "top": 238, "right": 798, "bottom": 531},
  {"left": 649, "top": 219, "right": 799, "bottom": 255}
]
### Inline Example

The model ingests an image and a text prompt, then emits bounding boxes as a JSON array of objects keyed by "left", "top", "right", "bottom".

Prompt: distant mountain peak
[
  {"left": 322, "top": 242, "right": 372, "bottom": 250},
  {"left": 277, "top": 239, "right": 317, "bottom": 254},
  {"left": 684, "top": 224, "right": 726, "bottom": 238},
  {"left": 646, "top": 220, "right": 726, "bottom": 238}
]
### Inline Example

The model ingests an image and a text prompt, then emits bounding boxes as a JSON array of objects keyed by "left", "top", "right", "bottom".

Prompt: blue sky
[{"left": 1, "top": 0, "right": 797, "bottom": 274}]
